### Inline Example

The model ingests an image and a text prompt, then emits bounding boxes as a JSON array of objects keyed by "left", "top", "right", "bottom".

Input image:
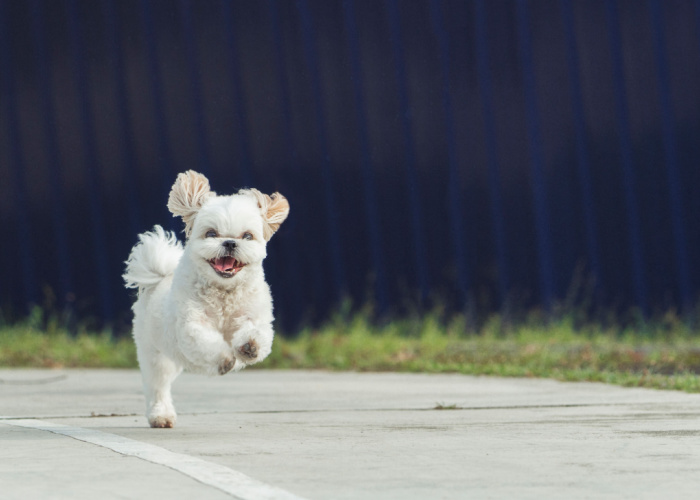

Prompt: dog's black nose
[{"left": 222, "top": 240, "right": 237, "bottom": 251}]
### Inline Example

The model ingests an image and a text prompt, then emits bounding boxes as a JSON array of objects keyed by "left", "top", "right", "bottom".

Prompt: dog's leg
[
  {"left": 176, "top": 323, "right": 236, "bottom": 376},
  {"left": 231, "top": 320, "right": 274, "bottom": 368},
  {"left": 138, "top": 348, "right": 182, "bottom": 428}
]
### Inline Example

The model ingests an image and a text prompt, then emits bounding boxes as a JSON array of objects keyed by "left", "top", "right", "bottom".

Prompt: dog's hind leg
[{"left": 138, "top": 348, "right": 182, "bottom": 428}]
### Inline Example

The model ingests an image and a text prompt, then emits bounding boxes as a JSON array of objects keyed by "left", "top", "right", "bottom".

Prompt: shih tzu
[{"left": 123, "top": 171, "right": 289, "bottom": 428}]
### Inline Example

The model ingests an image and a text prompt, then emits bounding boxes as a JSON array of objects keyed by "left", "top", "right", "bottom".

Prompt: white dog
[{"left": 123, "top": 171, "right": 289, "bottom": 428}]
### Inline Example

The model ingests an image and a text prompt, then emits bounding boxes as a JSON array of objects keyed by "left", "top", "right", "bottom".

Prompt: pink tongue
[{"left": 214, "top": 257, "right": 236, "bottom": 272}]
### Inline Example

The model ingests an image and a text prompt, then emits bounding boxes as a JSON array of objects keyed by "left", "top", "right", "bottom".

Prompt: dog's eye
[
  {"left": 242, "top": 232, "right": 253, "bottom": 241},
  {"left": 205, "top": 230, "right": 217, "bottom": 238}
]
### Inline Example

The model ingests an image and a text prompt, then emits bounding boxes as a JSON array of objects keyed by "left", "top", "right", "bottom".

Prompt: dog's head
[{"left": 167, "top": 170, "right": 289, "bottom": 283}]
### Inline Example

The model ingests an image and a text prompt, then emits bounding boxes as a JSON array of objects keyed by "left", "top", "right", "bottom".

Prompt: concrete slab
[{"left": 2, "top": 369, "right": 700, "bottom": 499}]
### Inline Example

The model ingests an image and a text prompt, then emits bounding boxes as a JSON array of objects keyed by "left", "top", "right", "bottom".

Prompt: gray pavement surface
[{"left": 2, "top": 369, "right": 700, "bottom": 499}]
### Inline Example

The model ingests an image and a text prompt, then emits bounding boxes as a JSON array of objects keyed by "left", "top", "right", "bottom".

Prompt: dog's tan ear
[
  {"left": 247, "top": 189, "right": 290, "bottom": 240},
  {"left": 167, "top": 170, "right": 216, "bottom": 237}
]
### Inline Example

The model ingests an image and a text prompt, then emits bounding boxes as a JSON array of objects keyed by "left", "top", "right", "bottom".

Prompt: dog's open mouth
[{"left": 208, "top": 256, "right": 246, "bottom": 278}]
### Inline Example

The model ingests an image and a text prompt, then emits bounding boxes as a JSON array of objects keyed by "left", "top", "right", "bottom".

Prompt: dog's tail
[{"left": 123, "top": 225, "right": 183, "bottom": 292}]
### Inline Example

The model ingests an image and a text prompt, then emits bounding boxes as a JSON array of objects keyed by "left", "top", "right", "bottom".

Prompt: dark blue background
[{"left": 1, "top": 0, "right": 699, "bottom": 331}]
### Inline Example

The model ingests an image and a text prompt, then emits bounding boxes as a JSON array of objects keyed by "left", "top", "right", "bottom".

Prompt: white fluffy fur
[{"left": 124, "top": 171, "right": 288, "bottom": 428}]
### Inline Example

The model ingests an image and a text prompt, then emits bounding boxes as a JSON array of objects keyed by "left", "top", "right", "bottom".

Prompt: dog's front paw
[
  {"left": 218, "top": 355, "right": 236, "bottom": 375},
  {"left": 238, "top": 340, "right": 258, "bottom": 361},
  {"left": 232, "top": 322, "right": 272, "bottom": 367}
]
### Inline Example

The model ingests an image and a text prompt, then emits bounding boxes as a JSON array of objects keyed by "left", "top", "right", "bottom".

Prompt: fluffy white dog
[{"left": 123, "top": 171, "right": 289, "bottom": 428}]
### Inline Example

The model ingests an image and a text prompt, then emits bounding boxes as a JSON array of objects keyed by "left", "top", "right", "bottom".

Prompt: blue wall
[{"left": 1, "top": 0, "right": 700, "bottom": 330}]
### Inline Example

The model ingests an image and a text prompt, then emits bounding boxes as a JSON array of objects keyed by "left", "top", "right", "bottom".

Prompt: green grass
[
  {"left": 266, "top": 312, "right": 700, "bottom": 393},
  {"left": 0, "top": 314, "right": 137, "bottom": 368},
  {"left": 3, "top": 309, "right": 700, "bottom": 393}
]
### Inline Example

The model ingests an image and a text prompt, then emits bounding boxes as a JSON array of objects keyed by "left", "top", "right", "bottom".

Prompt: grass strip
[
  {"left": 266, "top": 314, "right": 700, "bottom": 393},
  {"left": 0, "top": 323, "right": 137, "bottom": 369},
  {"left": 2, "top": 313, "right": 700, "bottom": 392}
]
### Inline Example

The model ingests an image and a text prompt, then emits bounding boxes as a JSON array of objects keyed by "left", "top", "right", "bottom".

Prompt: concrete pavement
[{"left": 2, "top": 369, "right": 700, "bottom": 499}]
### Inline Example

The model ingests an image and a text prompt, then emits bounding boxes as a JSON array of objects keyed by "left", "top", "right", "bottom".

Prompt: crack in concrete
[
  {"left": 0, "top": 402, "right": 658, "bottom": 422},
  {"left": 0, "top": 375, "right": 68, "bottom": 385}
]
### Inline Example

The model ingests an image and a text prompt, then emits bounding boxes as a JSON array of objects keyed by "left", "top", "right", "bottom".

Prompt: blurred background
[{"left": 1, "top": 0, "right": 699, "bottom": 334}]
